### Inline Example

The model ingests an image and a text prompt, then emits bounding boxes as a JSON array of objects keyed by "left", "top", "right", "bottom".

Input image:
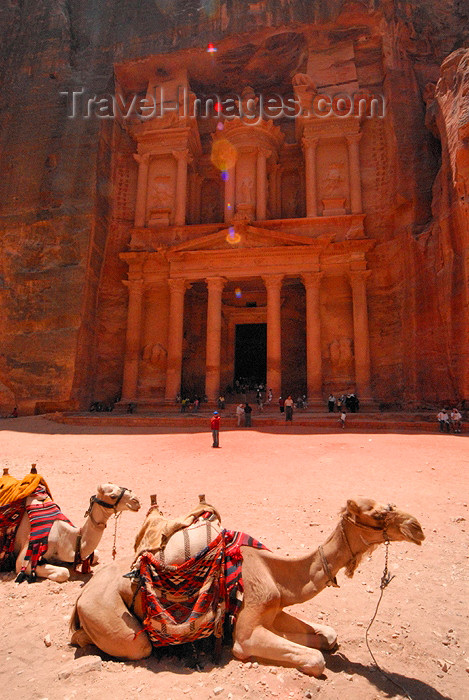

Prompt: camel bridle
[
  {"left": 319, "top": 504, "right": 395, "bottom": 588},
  {"left": 84, "top": 486, "right": 129, "bottom": 521}
]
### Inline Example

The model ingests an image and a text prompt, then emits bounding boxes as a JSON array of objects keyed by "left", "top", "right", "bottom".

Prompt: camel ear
[{"left": 346, "top": 499, "right": 361, "bottom": 517}]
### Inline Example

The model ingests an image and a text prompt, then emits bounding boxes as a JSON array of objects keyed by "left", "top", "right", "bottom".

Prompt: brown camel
[
  {"left": 14, "top": 484, "right": 141, "bottom": 582},
  {"left": 70, "top": 498, "right": 424, "bottom": 676}
]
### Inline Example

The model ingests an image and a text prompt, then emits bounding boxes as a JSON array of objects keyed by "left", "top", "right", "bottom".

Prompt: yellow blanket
[{"left": 0, "top": 473, "right": 52, "bottom": 507}]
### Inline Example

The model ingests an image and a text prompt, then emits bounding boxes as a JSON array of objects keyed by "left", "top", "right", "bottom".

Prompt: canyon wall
[{"left": 0, "top": 1, "right": 468, "bottom": 412}]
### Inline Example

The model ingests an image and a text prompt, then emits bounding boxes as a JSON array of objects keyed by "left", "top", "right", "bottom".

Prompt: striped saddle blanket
[{"left": 132, "top": 516, "right": 266, "bottom": 647}]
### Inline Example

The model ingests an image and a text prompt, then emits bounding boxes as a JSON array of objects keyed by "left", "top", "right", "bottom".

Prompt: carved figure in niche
[
  {"left": 142, "top": 343, "right": 167, "bottom": 369},
  {"left": 151, "top": 177, "right": 173, "bottom": 208},
  {"left": 240, "top": 177, "right": 254, "bottom": 205},
  {"left": 329, "top": 337, "right": 353, "bottom": 373},
  {"left": 324, "top": 163, "right": 345, "bottom": 196}
]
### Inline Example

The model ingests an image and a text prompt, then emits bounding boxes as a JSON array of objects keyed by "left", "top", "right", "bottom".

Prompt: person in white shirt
[
  {"left": 236, "top": 403, "right": 244, "bottom": 427},
  {"left": 450, "top": 408, "right": 462, "bottom": 433},
  {"left": 437, "top": 409, "right": 449, "bottom": 433}
]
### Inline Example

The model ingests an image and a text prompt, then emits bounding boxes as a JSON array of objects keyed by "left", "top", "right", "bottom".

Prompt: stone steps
[{"left": 46, "top": 411, "right": 457, "bottom": 433}]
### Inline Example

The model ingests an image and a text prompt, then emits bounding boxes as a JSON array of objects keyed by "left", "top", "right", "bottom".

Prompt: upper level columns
[
  {"left": 165, "top": 278, "right": 188, "bottom": 401},
  {"left": 303, "top": 138, "right": 319, "bottom": 217},
  {"left": 173, "top": 149, "right": 191, "bottom": 225},
  {"left": 350, "top": 270, "right": 372, "bottom": 399},
  {"left": 224, "top": 167, "right": 235, "bottom": 224},
  {"left": 263, "top": 274, "right": 283, "bottom": 397},
  {"left": 134, "top": 153, "right": 151, "bottom": 227},
  {"left": 205, "top": 277, "right": 226, "bottom": 401},
  {"left": 302, "top": 271, "right": 324, "bottom": 401},
  {"left": 122, "top": 278, "right": 144, "bottom": 401},
  {"left": 256, "top": 148, "right": 270, "bottom": 220},
  {"left": 346, "top": 133, "right": 363, "bottom": 214}
]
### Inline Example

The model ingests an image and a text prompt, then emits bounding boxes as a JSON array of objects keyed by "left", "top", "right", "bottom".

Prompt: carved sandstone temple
[
  {"left": 117, "top": 52, "right": 379, "bottom": 407},
  {"left": 0, "top": 2, "right": 468, "bottom": 413}
]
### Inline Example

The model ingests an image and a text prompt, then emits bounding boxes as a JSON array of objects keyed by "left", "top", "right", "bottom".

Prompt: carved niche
[
  {"left": 329, "top": 337, "right": 354, "bottom": 378},
  {"left": 200, "top": 178, "right": 223, "bottom": 223},
  {"left": 148, "top": 176, "right": 174, "bottom": 225}
]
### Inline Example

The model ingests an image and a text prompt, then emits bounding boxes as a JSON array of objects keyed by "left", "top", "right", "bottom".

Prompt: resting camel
[
  {"left": 70, "top": 497, "right": 424, "bottom": 676},
  {"left": 14, "top": 483, "right": 141, "bottom": 582}
]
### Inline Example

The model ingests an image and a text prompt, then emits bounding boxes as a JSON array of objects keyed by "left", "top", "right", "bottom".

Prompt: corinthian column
[
  {"left": 350, "top": 270, "right": 372, "bottom": 400},
  {"left": 205, "top": 277, "right": 226, "bottom": 401},
  {"left": 263, "top": 274, "right": 283, "bottom": 397},
  {"left": 165, "top": 278, "right": 187, "bottom": 401},
  {"left": 173, "top": 150, "right": 191, "bottom": 226},
  {"left": 302, "top": 272, "right": 324, "bottom": 402},
  {"left": 346, "top": 133, "right": 363, "bottom": 214},
  {"left": 256, "top": 148, "right": 270, "bottom": 220},
  {"left": 224, "top": 167, "right": 235, "bottom": 224},
  {"left": 303, "top": 138, "right": 318, "bottom": 217},
  {"left": 121, "top": 278, "right": 144, "bottom": 401},
  {"left": 134, "top": 153, "right": 150, "bottom": 227}
]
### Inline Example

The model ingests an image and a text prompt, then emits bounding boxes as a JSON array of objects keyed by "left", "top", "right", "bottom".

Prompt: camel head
[
  {"left": 95, "top": 484, "right": 141, "bottom": 513},
  {"left": 340, "top": 498, "right": 425, "bottom": 577}
]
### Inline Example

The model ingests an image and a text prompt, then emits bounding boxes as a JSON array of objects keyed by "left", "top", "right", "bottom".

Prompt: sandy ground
[{"left": 0, "top": 415, "right": 467, "bottom": 700}]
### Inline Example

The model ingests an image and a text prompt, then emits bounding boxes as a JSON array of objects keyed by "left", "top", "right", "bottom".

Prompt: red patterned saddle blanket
[{"left": 133, "top": 523, "right": 266, "bottom": 647}]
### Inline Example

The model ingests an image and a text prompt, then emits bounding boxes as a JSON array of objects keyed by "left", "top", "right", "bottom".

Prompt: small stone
[
  {"left": 213, "top": 687, "right": 224, "bottom": 696},
  {"left": 43, "top": 634, "right": 52, "bottom": 647},
  {"left": 57, "top": 656, "right": 102, "bottom": 680},
  {"left": 245, "top": 662, "right": 252, "bottom": 669},
  {"left": 252, "top": 661, "right": 259, "bottom": 669}
]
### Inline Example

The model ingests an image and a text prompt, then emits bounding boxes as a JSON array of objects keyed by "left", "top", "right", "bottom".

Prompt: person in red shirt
[{"left": 210, "top": 411, "right": 220, "bottom": 447}]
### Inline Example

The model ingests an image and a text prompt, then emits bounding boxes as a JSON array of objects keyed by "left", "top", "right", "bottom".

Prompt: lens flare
[
  {"left": 206, "top": 43, "right": 217, "bottom": 53},
  {"left": 221, "top": 170, "right": 228, "bottom": 182},
  {"left": 226, "top": 226, "right": 241, "bottom": 245},
  {"left": 211, "top": 138, "right": 237, "bottom": 172},
  {"left": 235, "top": 287, "right": 242, "bottom": 299},
  {"left": 216, "top": 122, "right": 224, "bottom": 131}
]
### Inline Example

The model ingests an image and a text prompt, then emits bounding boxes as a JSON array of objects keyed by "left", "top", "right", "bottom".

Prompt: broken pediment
[{"left": 164, "top": 225, "right": 329, "bottom": 253}]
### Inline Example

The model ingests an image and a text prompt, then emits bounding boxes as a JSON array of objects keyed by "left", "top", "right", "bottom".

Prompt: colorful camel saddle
[
  {"left": 0, "top": 471, "right": 73, "bottom": 580},
  {"left": 0, "top": 472, "right": 52, "bottom": 573},
  {"left": 130, "top": 515, "right": 266, "bottom": 648}
]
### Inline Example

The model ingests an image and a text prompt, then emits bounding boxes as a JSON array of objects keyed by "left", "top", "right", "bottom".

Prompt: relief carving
[
  {"left": 142, "top": 343, "right": 167, "bottom": 368},
  {"left": 329, "top": 337, "right": 353, "bottom": 374},
  {"left": 151, "top": 177, "right": 173, "bottom": 208},
  {"left": 324, "top": 163, "right": 346, "bottom": 196}
]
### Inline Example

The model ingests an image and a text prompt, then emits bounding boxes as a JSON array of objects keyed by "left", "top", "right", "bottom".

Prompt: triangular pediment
[{"left": 166, "top": 225, "right": 329, "bottom": 254}]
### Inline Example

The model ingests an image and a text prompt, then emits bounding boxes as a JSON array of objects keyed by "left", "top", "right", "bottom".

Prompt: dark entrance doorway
[{"left": 234, "top": 323, "right": 267, "bottom": 385}]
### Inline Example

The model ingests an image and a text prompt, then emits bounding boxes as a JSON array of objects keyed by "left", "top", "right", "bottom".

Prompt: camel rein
[
  {"left": 77, "top": 487, "right": 128, "bottom": 564},
  {"left": 321, "top": 514, "right": 415, "bottom": 700}
]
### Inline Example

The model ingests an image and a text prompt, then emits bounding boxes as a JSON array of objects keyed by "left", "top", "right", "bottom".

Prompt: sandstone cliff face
[{"left": 0, "top": 1, "right": 468, "bottom": 411}]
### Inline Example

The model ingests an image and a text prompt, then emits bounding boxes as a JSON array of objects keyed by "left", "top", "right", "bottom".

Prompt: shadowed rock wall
[{"left": 0, "top": 1, "right": 468, "bottom": 411}]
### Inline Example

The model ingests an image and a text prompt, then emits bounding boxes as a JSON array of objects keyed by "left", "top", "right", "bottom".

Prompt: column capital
[
  {"left": 257, "top": 147, "right": 272, "bottom": 159},
  {"left": 262, "top": 274, "right": 284, "bottom": 290},
  {"left": 349, "top": 269, "right": 371, "bottom": 288},
  {"left": 168, "top": 278, "right": 188, "bottom": 294},
  {"left": 134, "top": 152, "right": 150, "bottom": 164},
  {"left": 172, "top": 149, "right": 192, "bottom": 164},
  {"left": 302, "top": 271, "right": 324, "bottom": 288},
  {"left": 206, "top": 276, "right": 227, "bottom": 292},
  {"left": 123, "top": 277, "right": 144, "bottom": 292},
  {"left": 346, "top": 132, "right": 362, "bottom": 146},
  {"left": 302, "top": 136, "right": 319, "bottom": 151}
]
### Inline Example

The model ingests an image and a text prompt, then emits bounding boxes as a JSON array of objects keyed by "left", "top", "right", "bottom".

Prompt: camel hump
[{"left": 158, "top": 518, "right": 222, "bottom": 566}]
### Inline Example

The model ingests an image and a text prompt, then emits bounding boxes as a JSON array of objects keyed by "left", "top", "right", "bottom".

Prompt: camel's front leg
[
  {"left": 273, "top": 611, "right": 337, "bottom": 651},
  {"left": 15, "top": 547, "right": 70, "bottom": 583},
  {"left": 71, "top": 564, "right": 152, "bottom": 660},
  {"left": 233, "top": 609, "right": 326, "bottom": 677}
]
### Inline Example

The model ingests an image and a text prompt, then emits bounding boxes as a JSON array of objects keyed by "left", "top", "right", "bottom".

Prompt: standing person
[
  {"left": 236, "top": 403, "right": 244, "bottom": 427},
  {"left": 244, "top": 402, "right": 252, "bottom": 427},
  {"left": 267, "top": 388, "right": 273, "bottom": 404},
  {"left": 193, "top": 397, "right": 199, "bottom": 412},
  {"left": 328, "top": 394, "right": 336, "bottom": 412},
  {"left": 339, "top": 409, "right": 346, "bottom": 429},
  {"left": 11, "top": 406, "right": 18, "bottom": 418},
  {"left": 278, "top": 396, "right": 285, "bottom": 413},
  {"left": 284, "top": 395, "right": 294, "bottom": 422},
  {"left": 210, "top": 411, "right": 220, "bottom": 447},
  {"left": 450, "top": 407, "right": 462, "bottom": 433}
]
